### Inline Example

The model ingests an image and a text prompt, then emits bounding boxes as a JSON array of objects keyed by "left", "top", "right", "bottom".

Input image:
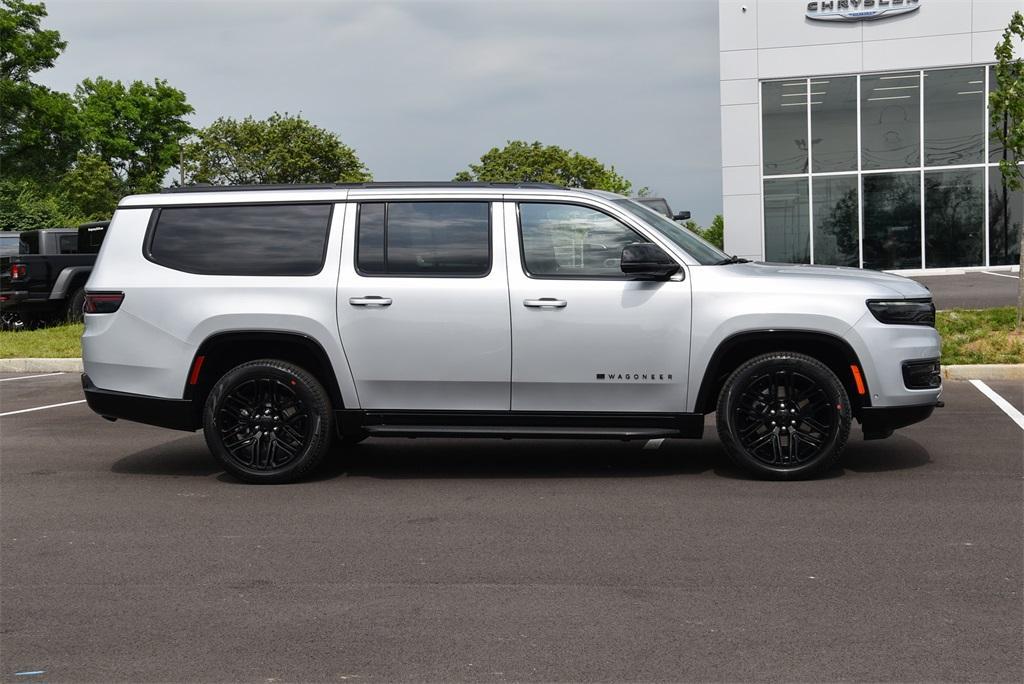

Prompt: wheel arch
[
  {"left": 692, "top": 330, "right": 870, "bottom": 417},
  {"left": 49, "top": 266, "right": 92, "bottom": 300},
  {"left": 184, "top": 330, "right": 345, "bottom": 417}
]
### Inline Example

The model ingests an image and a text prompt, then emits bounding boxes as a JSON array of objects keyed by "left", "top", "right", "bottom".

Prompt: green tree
[
  {"left": 0, "top": 0, "right": 63, "bottom": 80},
  {"left": 454, "top": 140, "right": 632, "bottom": 194},
  {"left": 702, "top": 214, "right": 725, "bottom": 250},
  {"left": 989, "top": 10, "right": 1024, "bottom": 328},
  {"left": 682, "top": 215, "right": 725, "bottom": 250},
  {"left": 60, "top": 153, "right": 122, "bottom": 220},
  {"left": 0, "top": 0, "right": 82, "bottom": 180},
  {"left": 183, "top": 113, "right": 371, "bottom": 185},
  {"left": 76, "top": 76, "right": 194, "bottom": 193},
  {"left": 0, "top": 177, "right": 76, "bottom": 232}
]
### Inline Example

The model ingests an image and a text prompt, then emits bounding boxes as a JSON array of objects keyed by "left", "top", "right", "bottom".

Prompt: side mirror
[
  {"left": 620, "top": 243, "right": 680, "bottom": 280},
  {"left": 672, "top": 210, "right": 691, "bottom": 221}
]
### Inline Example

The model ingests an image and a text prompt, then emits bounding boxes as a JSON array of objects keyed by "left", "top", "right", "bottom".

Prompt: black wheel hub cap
[
  {"left": 734, "top": 369, "right": 836, "bottom": 467},
  {"left": 217, "top": 378, "right": 311, "bottom": 471}
]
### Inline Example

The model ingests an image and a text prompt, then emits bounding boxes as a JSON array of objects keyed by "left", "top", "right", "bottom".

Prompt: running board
[
  {"left": 338, "top": 410, "right": 705, "bottom": 440},
  {"left": 363, "top": 425, "right": 682, "bottom": 440}
]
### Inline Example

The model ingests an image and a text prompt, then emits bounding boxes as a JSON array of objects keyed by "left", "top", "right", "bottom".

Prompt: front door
[
  {"left": 337, "top": 198, "right": 511, "bottom": 410},
  {"left": 504, "top": 200, "right": 691, "bottom": 413}
]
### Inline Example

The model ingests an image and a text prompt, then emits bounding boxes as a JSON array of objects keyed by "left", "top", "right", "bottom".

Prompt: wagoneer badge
[
  {"left": 806, "top": 0, "right": 920, "bottom": 22},
  {"left": 596, "top": 373, "right": 673, "bottom": 381}
]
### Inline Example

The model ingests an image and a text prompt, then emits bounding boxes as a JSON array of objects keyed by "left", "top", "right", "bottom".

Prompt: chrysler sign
[{"left": 806, "top": 0, "right": 921, "bottom": 22}]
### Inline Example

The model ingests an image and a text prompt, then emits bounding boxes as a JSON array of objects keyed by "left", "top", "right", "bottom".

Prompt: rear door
[{"left": 336, "top": 196, "right": 511, "bottom": 410}]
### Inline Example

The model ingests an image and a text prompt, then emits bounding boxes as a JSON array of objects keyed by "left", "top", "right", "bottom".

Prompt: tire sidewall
[
  {"left": 203, "top": 360, "right": 332, "bottom": 484},
  {"left": 66, "top": 288, "right": 86, "bottom": 323},
  {"left": 717, "top": 353, "right": 851, "bottom": 480}
]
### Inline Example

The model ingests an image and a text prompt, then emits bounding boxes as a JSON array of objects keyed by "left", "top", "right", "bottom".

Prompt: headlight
[{"left": 866, "top": 299, "right": 935, "bottom": 326}]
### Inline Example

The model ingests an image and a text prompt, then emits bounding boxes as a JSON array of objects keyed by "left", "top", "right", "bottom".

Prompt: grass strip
[{"left": 1, "top": 308, "right": 1022, "bottom": 365}]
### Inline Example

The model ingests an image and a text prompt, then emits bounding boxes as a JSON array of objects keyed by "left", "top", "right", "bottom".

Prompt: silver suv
[{"left": 81, "top": 182, "right": 942, "bottom": 483}]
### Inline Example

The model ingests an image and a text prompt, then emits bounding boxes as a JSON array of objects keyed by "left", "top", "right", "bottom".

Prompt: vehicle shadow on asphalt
[
  {"left": 320, "top": 439, "right": 729, "bottom": 480},
  {"left": 840, "top": 435, "right": 932, "bottom": 473},
  {"left": 109, "top": 433, "right": 932, "bottom": 483},
  {"left": 110, "top": 436, "right": 221, "bottom": 477}
]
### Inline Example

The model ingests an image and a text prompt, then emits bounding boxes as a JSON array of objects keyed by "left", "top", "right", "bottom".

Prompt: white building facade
[{"left": 718, "top": 0, "right": 1022, "bottom": 271}]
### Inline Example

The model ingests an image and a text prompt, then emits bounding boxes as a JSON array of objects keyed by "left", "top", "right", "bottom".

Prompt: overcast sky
[{"left": 37, "top": 0, "right": 722, "bottom": 224}]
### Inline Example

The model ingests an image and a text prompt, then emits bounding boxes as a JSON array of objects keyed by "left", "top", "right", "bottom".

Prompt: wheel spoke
[
  {"left": 801, "top": 417, "right": 830, "bottom": 434},
  {"left": 731, "top": 364, "right": 841, "bottom": 468},
  {"left": 216, "top": 375, "right": 312, "bottom": 472},
  {"left": 795, "top": 430, "right": 824, "bottom": 448}
]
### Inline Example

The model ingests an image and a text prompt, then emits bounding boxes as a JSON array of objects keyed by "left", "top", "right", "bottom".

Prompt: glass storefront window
[
  {"left": 924, "top": 169, "right": 983, "bottom": 268},
  {"left": 989, "top": 166, "right": 1023, "bottom": 267},
  {"left": 813, "top": 176, "right": 859, "bottom": 267},
  {"left": 861, "top": 72, "right": 920, "bottom": 170},
  {"left": 761, "top": 67, "right": 1010, "bottom": 270},
  {"left": 762, "top": 80, "right": 808, "bottom": 175},
  {"left": 924, "top": 67, "right": 984, "bottom": 167},
  {"left": 862, "top": 172, "right": 921, "bottom": 270},
  {"left": 811, "top": 76, "right": 857, "bottom": 173},
  {"left": 764, "top": 178, "right": 809, "bottom": 263},
  {"left": 989, "top": 65, "right": 1015, "bottom": 164}
]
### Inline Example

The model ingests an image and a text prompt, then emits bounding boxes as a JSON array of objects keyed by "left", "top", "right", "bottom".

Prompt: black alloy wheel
[
  {"left": 717, "top": 352, "right": 851, "bottom": 480},
  {"left": 203, "top": 359, "right": 332, "bottom": 483}
]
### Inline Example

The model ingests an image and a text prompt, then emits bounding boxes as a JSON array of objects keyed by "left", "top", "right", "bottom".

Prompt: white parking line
[
  {"left": 982, "top": 271, "right": 1020, "bottom": 279},
  {"left": 969, "top": 379, "right": 1024, "bottom": 431},
  {"left": 0, "top": 372, "right": 65, "bottom": 383},
  {"left": 0, "top": 399, "right": 86, "bottom": 417}
]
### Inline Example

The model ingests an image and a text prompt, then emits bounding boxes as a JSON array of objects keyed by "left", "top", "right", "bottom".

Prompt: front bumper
[
  {"left": 82, "top": 374, "right": 198, "bottom": 432},
  {"left": 859, "top": 401, "right": 942, "bottom": 440}
]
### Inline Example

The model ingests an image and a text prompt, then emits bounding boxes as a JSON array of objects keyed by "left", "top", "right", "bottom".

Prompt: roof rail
[{"left": 160, "top": 181, "right": 567, "bottom": 194}]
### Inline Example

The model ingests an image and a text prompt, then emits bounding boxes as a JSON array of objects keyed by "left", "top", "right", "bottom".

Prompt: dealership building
[{"left": 718, "top": 0, "right": 1022, "bottom": 271}]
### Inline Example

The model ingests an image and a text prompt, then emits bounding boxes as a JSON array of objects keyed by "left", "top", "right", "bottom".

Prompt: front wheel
[
  {"left": 203, "top": 359, "right": 333, "bottom": 484},
  {"left": 716, "top": 352, "right": 851, "bottom": 480}
]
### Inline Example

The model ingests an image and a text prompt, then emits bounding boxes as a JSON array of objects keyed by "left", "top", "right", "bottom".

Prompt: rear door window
[
  {"left": 147, "top": 204, "right": 332, "bottom": 276},
  {"left": 356, "top": 202, "right": 490, "bottom": 277}
]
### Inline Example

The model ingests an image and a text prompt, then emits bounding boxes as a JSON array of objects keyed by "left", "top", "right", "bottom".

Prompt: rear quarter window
[{"left": 147, "top": 204, "right": 332, "bottom": 276}]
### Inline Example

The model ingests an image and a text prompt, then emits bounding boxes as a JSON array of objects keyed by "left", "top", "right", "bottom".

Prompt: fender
[
  {"left": 49, "top": 266, "right": 92, "bottom": 299},
  {"left": 691, "top": 329, "right": 869, "bottom": 415},
  {"left": 184, "top": 330, "right": 348, "bottom": 413}
]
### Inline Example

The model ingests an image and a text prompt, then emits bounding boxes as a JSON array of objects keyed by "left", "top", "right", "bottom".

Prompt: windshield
[{"left": 613, "top": 199, "right": 729, "bottom": 265}]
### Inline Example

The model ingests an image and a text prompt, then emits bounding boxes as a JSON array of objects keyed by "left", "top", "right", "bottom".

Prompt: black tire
[
  {"left": 716, "top": 352, "right": 851, "bottom": 480},
  {"left": 66, "top": 288, "right": 86, "bottom": 323},
  {"left": 203, "top": 359, "right": 333, "bottom": 484}
]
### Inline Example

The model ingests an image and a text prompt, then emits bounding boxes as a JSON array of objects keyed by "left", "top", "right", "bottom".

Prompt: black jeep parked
[{"left": 0, "top": 221, "right": 108, "bottom": 329}]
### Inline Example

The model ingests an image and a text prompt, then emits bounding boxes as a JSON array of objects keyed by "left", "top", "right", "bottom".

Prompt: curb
[
  {"left": 1, "top": 358, "right": 1022, "bottom": 380},
  {"left": 0, "top": 358, "right": 83, "bottom": 373},
  {"left": 942, "top": 364, "right": 1024, "bottom": 381}
]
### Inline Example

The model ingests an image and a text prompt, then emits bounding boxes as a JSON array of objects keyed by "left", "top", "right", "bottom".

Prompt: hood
[{"left": 721, "top": 262, "right": 932, "bottom": 299}]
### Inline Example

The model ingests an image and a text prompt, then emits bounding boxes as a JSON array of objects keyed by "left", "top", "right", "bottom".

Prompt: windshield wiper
[{"left": 714, "top": 255, "right": 750, "bottom": 265}]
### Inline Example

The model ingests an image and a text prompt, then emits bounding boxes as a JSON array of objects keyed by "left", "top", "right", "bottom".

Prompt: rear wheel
[
  {"left": 203, "top": 359, "right": 333, "bottom": 484},
  {"left": 716, "top": 352, "right": 851, "bottom": 480},
  {"left": 66, "top": 288, "right": 85, "bottom": 322}
]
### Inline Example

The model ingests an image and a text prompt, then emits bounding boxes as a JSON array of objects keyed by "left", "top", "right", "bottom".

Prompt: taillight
[
  {"left": 83, "top": 292, "right": 124, "bottom": 314},
  {"left": 10, "top": 263, "right": 27, "bottom": 280}
]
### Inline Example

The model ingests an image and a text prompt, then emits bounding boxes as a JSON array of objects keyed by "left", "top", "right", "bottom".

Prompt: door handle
[
  {"left": 349, "top": 296, "right": 392, "bottom": 307},
  {"left": 523, "top": 298, "right": 567, "bottom": 308}
]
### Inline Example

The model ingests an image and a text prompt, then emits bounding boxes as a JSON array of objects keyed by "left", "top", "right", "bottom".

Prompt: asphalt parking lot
[
  {"left": 910, "top": 270, "right": 1020, "bottom": 310},
  {"left": 1, "top": 373, "right": 1022, "bottom": 682}
]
